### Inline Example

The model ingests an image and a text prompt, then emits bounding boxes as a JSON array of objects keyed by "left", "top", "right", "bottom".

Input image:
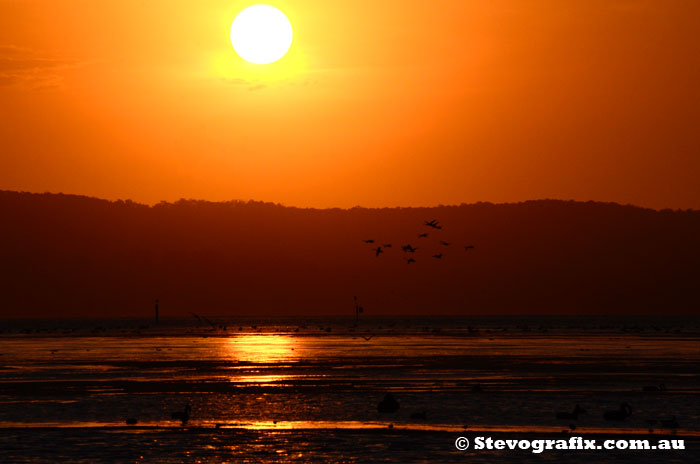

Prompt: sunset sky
[{"left": 1, "top": 0, "right": 698, "bottom": 209}]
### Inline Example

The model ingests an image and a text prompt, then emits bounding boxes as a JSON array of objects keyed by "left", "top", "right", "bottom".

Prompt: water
[{"left": 0, "top": 316, "right": 698, "bottom": 463}]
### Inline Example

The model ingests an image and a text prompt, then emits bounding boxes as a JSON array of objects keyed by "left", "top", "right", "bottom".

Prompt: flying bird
[
  {"left": 440, "top": 241, "right": 451, "bottom": 246},
  {"left": 402, "top": 244, "right": 418, "bottom": 253},
  {"left": 424, "top": 219, "right": 442, "bottom": 229},
  {"left": 362, "top": 335, "right": 374, "bottom": 341},
  {"left": 406, "top": 258, "right": 416, "bottom": 264},
  {"left": 433, "top": 253, "right": 443, "bottom": 259},
  {"left": 364, "top": 239, "right": 375, "bottom": 244},
  {"left": 418, "top": 233, "right": 429, "bottom": 238},
  {"left": 382, "top": 244, "right": 392, "bottom": 248},
  {"left": 464, "top": 245, "right": 475, "bottom": 251},
  {"left": 375, "top": 247, "right": 383, "bottom": 257}
]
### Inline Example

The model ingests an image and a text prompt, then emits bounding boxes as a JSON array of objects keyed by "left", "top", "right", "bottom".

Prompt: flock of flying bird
[{"left": 364, "top": 219, "right": 475, "bottom": 264}]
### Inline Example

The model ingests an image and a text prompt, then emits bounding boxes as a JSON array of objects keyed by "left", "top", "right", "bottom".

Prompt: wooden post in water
[
  {"left": 354, "top": 296, "right": 363, "bottom": 325},
  {"left": 155, "top": 298, "right": 159, "bottom": 324}
]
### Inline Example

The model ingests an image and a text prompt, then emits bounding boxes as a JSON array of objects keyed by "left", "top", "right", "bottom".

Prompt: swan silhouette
[{"left": 603, "top": 403, "right": 632, "bottom": 421}]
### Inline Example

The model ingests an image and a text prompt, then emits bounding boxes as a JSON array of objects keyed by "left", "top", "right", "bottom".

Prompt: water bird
[
  {"left": 647, "top": 419, "right": 657, "bottom": 433},
  {"left": 125, "top": 417, "right": 138, "bottom": 425},
  {"left": 556, "top": 404, "right": 585, "bottom": 420},
  {"left": 424, "top": 219, "right": 442, "bottom": 229},
  {"left": 418, "top": 233, "right": 429, "bottom": 238},
  {"left": 375, "top": 247, "right": 383, "bottom": 257},
  {"left": 364, "top": 239, "right": 375, "bottom": 244},
  {"left": 660, "top": 416, "right": 679, "bottom": 429},
  {"left": 406, "top": 258, "right": 416, "bottom": 264},
  {"left": 432, "top": 253, "right": 443, "bottom": 259},
  {"left": 377, "top": 393, "right": 400, "bottom": 413},
  {"left": 440, "top": 241, "right": 451, "bottom": 246},
  {"left": 171, "top": 403, "right": 191, "bottom": 425},
  {"left": 200, "top": 315, "right": 217, "bottom": 330},
  {"left": 189, "top": 312, "right": 202, "bottom": 326},
  {"left": 464, "top": 245, "right": 475, "bottom": 251},
  {"left": 402, "top": 244, "right": 418, "bottom": 253},
  {"left": 642, "top": 383, "right": 666, "bottom": 392},
  {"left": 603, "top": 403, "right": 632, "bottom": 421}
]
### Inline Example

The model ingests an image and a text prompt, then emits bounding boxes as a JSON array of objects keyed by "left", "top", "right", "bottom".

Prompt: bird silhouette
[
  {"left": 433, "top": 253, "right": 443, "bottom": 259},
  {"left": 556, "top": 404, "right": 585, "bottom": 420},
  {"left": 406, "top": 258, "right": 416, "bottom": 264},
  {"left": 375, "top": 247, "right": 383, "bottom": 257},
  {"left": 382, "top": 244, "right": 392, "bottom": 248},
  {"left": 364, "top": 239, "right": 375, "bottom": 244},
  {"left": 424, "top": 219, "right": 442, "bottom": 229},
  {"left": 418, "top": 233, "right": 429, "bottom": 238},
  {"left": 464, "top": 245, "right": 475, "bottom": 251},
  {"left": 642, "top": 383, "right": 666, "bottom": 392},
  {"left": 171, "top": 403, "right": 191, "bottom": 425},
  {"left": 201, "top": 315, "right": 217, "bottom": 330},
  {"left": 659, "top": 416, "right": 679, "bottom": 429},
  {"left": 603, "top": 403, "right": 632, "bottom": 421},
  {"left": 189, "top": 312, "right": 202, "bottom": 326},
  {"left": 362, "top": 335, "right": 374, "bottom": 341},
  {"left": 377, "top": 393, "right": 400, "bottom": 413},
  {"left": 402, "top": 244, "right": 418, "bottom": 253},
  {"left": 440, "top": 241, "right": 451, "bottom": 246}
]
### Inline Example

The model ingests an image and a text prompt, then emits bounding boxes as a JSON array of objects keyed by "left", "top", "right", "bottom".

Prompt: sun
[{"left": 230, "top": 5, "right": 293, "bottom": 65}]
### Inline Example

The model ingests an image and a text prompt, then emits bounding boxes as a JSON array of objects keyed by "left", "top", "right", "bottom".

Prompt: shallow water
[{"left": 0, "top": 316, "right": 698, "bottom": 462}]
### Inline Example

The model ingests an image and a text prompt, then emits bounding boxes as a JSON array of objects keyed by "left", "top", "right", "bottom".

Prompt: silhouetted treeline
[{"left": 1, "top": 190, "right": 699, "bottom": 317}]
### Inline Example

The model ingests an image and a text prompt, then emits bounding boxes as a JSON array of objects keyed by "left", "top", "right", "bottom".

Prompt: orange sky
[{"left": 1, "top": 0, "right": 698, "bottom": 209}]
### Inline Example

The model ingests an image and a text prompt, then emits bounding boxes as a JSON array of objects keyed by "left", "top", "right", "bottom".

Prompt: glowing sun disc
[{"left": 230, "top": 5, "right": 293, "bottom": 65}]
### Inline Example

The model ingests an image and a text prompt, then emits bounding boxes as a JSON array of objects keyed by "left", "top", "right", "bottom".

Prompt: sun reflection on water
[{"left": 225, "top": 334, "right": 300, "bottom": 364}]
